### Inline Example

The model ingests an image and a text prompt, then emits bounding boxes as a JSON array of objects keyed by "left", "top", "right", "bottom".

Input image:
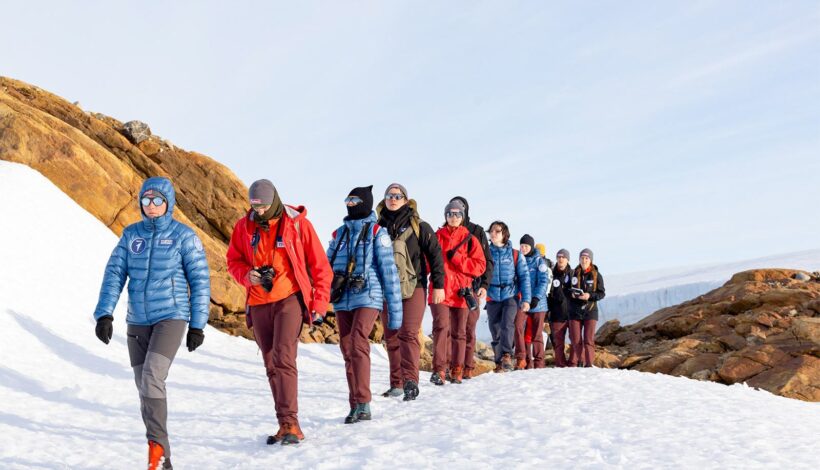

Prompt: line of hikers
[{"left": 92, "top": 177, "right": 605, "bottom": 469}]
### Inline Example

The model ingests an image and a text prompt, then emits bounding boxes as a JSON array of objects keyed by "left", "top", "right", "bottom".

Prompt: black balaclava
[{"left": 346, "top": 185, "right": 373, "bottom": 220}]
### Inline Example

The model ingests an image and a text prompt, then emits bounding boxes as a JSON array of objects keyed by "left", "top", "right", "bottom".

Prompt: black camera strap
[
  {"left": 329, "top": 227, "right": 350, "bottom": 268},
  {"left": 347, "top": 222, "right": 372, "bottom": 275}
]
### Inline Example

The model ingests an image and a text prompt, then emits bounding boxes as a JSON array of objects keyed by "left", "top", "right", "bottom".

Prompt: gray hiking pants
[{"left": 127, "top": 320, "right": 186, "bottom": 459}]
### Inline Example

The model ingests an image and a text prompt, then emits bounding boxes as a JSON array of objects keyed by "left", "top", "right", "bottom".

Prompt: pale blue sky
[{"left": 3, "top": 1, "right": 819, "bottom": 273}]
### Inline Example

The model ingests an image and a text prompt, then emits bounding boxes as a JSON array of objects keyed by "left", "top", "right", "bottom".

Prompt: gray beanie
[
  {"left": 580, "top": 248, "right": 594, "bottom": 261},
  {"left": 557, "top": 248, "right": 570, "bottom": 259},
  {"left": 444, "top": 199, "right": 466, "bottom": 216},
  {"left": 249, "top": 179, "right": 276, "bottom": 205},
  {"left": 384, "top": 183, "right": 408, "bottom": 199}
]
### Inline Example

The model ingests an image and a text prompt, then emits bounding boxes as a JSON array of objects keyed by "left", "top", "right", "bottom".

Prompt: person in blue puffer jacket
[
  {"left": 93, "top": 176, "right": 210, "bottom": 470},
  {"left": 485, "top": 221, "right": 531, "bottom": 372},
  {"left": 514, "top": 234, "right": 550, "bottom": 369},
  {"left": 326, "top": 185, "right": 402, "bottom": 424}
]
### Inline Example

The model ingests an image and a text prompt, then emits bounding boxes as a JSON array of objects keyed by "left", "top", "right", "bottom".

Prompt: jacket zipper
[{"left": 144, "top": 219, "right": 157, "bottom": 321}]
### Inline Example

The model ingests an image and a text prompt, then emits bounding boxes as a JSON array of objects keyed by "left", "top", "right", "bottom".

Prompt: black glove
[
  {"left": 530, "top": 297, "right": 539, "bottom": 309},
  {"left": 95, "top": 316, "right": 113, "bottom": 344},
  {"left": 446, "top": 248, "right": 456, "bottom": 260},
  {"left": 186, "top": 328, "right": 204, "bottom": 352}
]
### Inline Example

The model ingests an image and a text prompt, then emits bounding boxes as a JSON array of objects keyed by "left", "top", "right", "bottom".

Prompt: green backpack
[{"left": 392, "top": 220, "right": 420, "bottom": 299}]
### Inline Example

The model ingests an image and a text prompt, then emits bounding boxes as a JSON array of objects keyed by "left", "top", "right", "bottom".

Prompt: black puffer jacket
[
  {"left": 569, "top": 264, "right": 606, "bottom": 321},
  {"left": 547, "top": 265, "right": 573, "bottom": 322}
]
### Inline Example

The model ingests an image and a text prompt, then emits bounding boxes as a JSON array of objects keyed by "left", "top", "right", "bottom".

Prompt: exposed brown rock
[{"left": 599, "top": 269, "right": 820, "bottom": 402}]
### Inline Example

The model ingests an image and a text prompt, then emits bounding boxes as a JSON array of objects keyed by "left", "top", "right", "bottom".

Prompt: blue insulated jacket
[
  {"left": 488, "top": 242, "right": 531, "bottom": 304},
  {"left": 94, "top": 177, "right": 211, "bottom": 329},
  {"left": 327, "top": 212, "right": 403, "bottom": 329},
  {"left": 524, "top": 253, "right": 551, "bottom": 313}
]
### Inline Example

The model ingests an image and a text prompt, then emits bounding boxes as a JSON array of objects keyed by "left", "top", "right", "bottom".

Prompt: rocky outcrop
[
  {"left": 0, "top": 76, "right": 255, "bottom": 336},
  {"left": 597, "top": 269, "right": 820, "bottom": 402}
]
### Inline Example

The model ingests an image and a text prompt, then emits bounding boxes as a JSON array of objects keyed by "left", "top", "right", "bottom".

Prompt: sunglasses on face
[
  {"left": 141, "top": 196, "right": 166, "bottom": 207},
  {"left": 344, "top": 196, "right": 363, "bottom": 205},
  {"left": 445, "top": 211, "right": 463, "bottom": 218},
  {"left": 385, "top": 193, "right": 405, "bottom": 201}
]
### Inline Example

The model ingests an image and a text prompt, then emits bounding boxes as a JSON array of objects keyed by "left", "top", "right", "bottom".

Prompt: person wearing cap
[
  {"left": 486, "top": 221, "right": 532, "bottom": 372},
  {"left": 569, "top": 248, "right": 606, "bottom": 367},
  {"left": 376, "top": 183, "right": 446, "bottom": 401},
  {"left": 326, "top": 185, "right": 403, "bottom": 423},
  {"left": 448, "top": 196, "right": 494, "bottom": 379},
  {"left": 226, "top": 179, "right": 333, "bottom": 445},
  {"left": 547, "top": 248, "right": 572, "bottom": 367},
  {"left": 429, "top": 200, "right": 486, "bottom": 385},
  {"left": 93, "top": 177, "right": 210, "bottom": 470},
  {"left": 515, "top": 235, "right": 551, "bottom": 369}
]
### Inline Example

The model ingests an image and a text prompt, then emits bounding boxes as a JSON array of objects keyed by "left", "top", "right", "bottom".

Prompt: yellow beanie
[{"left": 535, "top": 243, "right": 546, "bottom": 257}]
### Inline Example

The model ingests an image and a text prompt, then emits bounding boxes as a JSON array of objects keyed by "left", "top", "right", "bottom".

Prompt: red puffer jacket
[
  {"left": 227, "top": 205, "right": 333, "bottom": 318},
  {"left": 430, "top": 225, "right": 486, "bottom": 308}
]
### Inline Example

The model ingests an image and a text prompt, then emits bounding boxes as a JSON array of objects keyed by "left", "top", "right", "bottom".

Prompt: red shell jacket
[
  {"left": 430, "top": 225, "right": 486, "bottom": 308},
  {"left": 227, "top": 206, "right": 333, "bottom": 317}
]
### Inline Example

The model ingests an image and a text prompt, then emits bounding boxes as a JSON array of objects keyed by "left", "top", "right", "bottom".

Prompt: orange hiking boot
[
  {"left": 463, "top": 368, "right": 474, "bottom": 380},
  {"left": 266, "top": 423, "right": 287, "bottom": 445},
  {"left": 147, "top": 441, "right": 164, "bottom": 470},
  {"left": 501, "top": 354, "right": 513, "bottom": 372},
  {"left": 280, "top": 422, "right": 305, "bottom": 446},
  {"left": 515, "top": 358, "right": 527, "bottom": 370},
  {"left": 450, "top": 366, "right": 463, "bottom": 384}
]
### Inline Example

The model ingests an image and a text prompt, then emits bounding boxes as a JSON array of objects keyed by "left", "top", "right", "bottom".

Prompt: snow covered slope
[
  {"left": 598, "top": 251, "right": 820, "bottom": 326},
  {"left": 2, "top": 161, "right": 819, "bottom": 469}
]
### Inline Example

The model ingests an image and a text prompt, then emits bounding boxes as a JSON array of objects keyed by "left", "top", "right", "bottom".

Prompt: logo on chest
[
  {"left": 158, "top": 239, "right": 175, "bottom": 247},
  {"left": 130, "top": 238, "right": 147, "bottom": 255}
]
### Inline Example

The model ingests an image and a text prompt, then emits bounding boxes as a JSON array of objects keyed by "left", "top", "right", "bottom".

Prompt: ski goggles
[
  {"left": 141, "top": 196, "right": 166, "bottom": 207},
  {"left": 445, "top": 211, "right": 463, "bottom": 218},
  {"left": 384, "top": 193, "right": 405, "bottom": 201},
  {"left": 344, "top": 196, "right": 363, "bottom": 205}
]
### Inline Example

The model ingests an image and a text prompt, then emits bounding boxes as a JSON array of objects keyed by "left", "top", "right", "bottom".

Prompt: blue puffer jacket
[
  {"left": 94, "top": 177, "right": 211, "bottom": 329},
  {"left": 326, "top": 212, "right": 403, "bottom": 329},
  {"left": 488, "top": 242, "right": 532, "bottom": 304},
  {"left": 524, "top": 253, "right": 551, "bottom": 313}
]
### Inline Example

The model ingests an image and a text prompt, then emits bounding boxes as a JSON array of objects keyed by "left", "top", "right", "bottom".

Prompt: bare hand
[
  {"left": 579, "top": 293, "right": 591, "bottom": 301},
  {"left": 521, "top": 302, "right": 531, "bottom": 313},
  {"left": 432, "top": 288, "right": 445, "bottom": 304},
  {"left": 247, "top": 269, "right": 262, "bottom": 286},
  {"left": 476, "top": 288, "right": 487, "bottom": 301}
]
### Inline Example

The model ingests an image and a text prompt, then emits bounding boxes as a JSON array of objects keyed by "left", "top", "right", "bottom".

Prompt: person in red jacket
[
  {"left": 429, "top": 199, "right": 486, "bottom": 385},
  {"left": 226, "top": 179, "right": 332, "bottom": 446}
]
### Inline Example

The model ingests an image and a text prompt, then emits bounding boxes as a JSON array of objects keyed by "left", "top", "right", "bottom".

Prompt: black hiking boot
[
  {"left": 355, "top": 402, "right": 371, "bottom": 421},
  {"left": 430, "top": 371, "right": 445, "bottom": 386},
  {"left": 402, "top": 380, "right": 419, "bottom": 401},
  {"left": 344, "top": 407, "right": 359, "bottom": 424}
]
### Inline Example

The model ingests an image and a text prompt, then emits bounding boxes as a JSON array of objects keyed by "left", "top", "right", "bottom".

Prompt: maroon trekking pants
[
  {"left": 249, "top": 294, "right": 305, "bottom": 426},
  {"left": 381, "top": 287, "right": 426, "bottom": 387},
  {"left": 337, "top": 307, "right": 380, "bottom": 407}
]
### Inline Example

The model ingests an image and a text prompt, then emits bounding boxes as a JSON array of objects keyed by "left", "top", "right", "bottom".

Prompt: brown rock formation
[{"left": 598, "top": 269, "right": 820, "bottom": 402}]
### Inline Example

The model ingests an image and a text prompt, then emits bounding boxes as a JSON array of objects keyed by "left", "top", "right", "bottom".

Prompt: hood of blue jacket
[{"left": 140, "top": 177, "right": 176, "bottom": 231}]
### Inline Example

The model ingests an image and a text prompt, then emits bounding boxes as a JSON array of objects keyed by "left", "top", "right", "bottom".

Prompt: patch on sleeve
[
  {"left": 538, "top": 263, "right": 548, "bottom": 272},
  {"left": 194, "top": 237, "right": 204, "bottom": 251},
  {"left": 379, "top": 234, "right": 392, "bottom": 248}
]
